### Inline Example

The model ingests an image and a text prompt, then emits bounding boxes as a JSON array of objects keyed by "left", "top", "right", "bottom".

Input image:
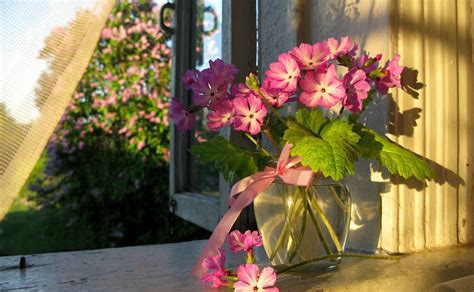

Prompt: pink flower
[
  {"left": 208, "top": 59, "right": 239, "bottom": 84},
  {"left": 228, "top": 230, "right": 263, "bottom": 253},
  {"left": 101, "top": 28, "right": 113, "bottom": 39},
  {"left": 351, "top": 53, "right": 382, "bottom": 75},
  {"left": 260, "top": 79, "right": 290, "bottom": 107},
  {"left": 231, "top": 83, "right": 253, "bottom": 98},
  {"left": 201, "top": 248, "right": 228, "bottom": 288},
  {"left": 127, "top": 65, "right": 141, "bottom": 76},
  {"left": 202, "top": 247, "right": 226, "bottom": 271},
  {"left": 182, "top": 69, "right": 200, "bottom": 90},
  {"left": 137, "top": 141, "right": 145, "bottom": 151},
  {"left": 191, "top": 69, "right": 228, "bottom": 107},
  {"left": 207, "top": 100, "right": 234, "bottom": 130},
  {"left": 326, "top": 36, "right": 358, "bottom": 60},
  {"left": 265, "top": 53, "right": 300, "bottom": 93},
  {"left": 342, "top": 69, "right": 371, "bottom": 113},
  {"left": 170, "top": 98, "right": 195, "bottom": 131},
  {"left": 299, "top": 64, "right": 345, "bottom": 108},
  {"left": 375, "top": 54, "right": 404, "bottom": 94},
  {"left": 234, "top": 264, "right": 278, "bottom": 292},
  {"left": 289, "top": 42, "right": 329, "bottom": 70},
  {"left": 233, "top": 93, "right": 267, "bottom": 135},
  {"left": 201, "top": 269, "right": 228, "bottom": 288}
]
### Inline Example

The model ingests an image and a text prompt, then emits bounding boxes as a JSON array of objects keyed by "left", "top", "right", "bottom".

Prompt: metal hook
[{"left": 160, "top": 2, "right": 175, "bottom": 35}]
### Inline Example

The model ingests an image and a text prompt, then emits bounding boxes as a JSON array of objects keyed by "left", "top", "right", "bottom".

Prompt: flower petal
[
  {"left": 237, "top": 264, "right": 260, "bottom": 287},
  {"left": 257, "top": 267, "right": 277, "bottom": 288}
]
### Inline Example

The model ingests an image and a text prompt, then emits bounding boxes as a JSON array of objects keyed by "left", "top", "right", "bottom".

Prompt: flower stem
[
  {"left": 287, "top": 187, "right": 307, "bottom": 263},
  {"left": 276, "top": 252, "right": 400, "bottom": 274},
  {"left": 339, "top": 105, "right": 345, "bottom": 116},
  {"left": 306, "top": 196, "right": 333, "bottom": 256},
  {"left": 327, "top": 185, "right": 349, "bottom": 212},
  {"left": 308, "top": 192, "right": 343, "bottom": 252},
  {"left": 223, "top": 275, "right": 239, "bottom": 282},
  {"left": 269, "top": 186, "right": 300, "bottom": 262},
  {"left": 263, "top": 129, "right": 282, "bottom": 155},
  {"left": 244, "top": 133, "right": 273, "bottom": 157}
]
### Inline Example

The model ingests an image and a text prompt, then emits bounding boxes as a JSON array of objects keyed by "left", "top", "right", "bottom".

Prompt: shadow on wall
[{"left": 294, "top": 0, "right": 468, "bottom": 252}]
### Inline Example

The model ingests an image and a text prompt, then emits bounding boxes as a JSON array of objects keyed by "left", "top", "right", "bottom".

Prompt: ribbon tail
[
  {"left": 191, "top": 189, "right": 256, "bottom": 277},
  {"left": 191, "top": 177, "right": 274, "bottom": 277}
]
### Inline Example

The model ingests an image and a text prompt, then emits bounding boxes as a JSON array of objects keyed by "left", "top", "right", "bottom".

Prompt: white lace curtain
[{"left": 0, "top": 0, "right": 115, "bottom": 219}]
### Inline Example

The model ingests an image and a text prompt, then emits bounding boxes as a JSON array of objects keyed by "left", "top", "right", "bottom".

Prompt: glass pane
[{"left": 190, "top": 0, "right": 222, "bottom": 196}]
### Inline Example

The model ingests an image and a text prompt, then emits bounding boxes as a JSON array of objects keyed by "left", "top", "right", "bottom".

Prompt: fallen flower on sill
[{"left": 200, "top": 230, "right": 279, "bottom": 291}]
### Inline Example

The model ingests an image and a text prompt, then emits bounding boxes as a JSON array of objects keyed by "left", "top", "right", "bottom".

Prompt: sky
[{"left": 0, "top": 0, "right": 97, "bottom": 124}]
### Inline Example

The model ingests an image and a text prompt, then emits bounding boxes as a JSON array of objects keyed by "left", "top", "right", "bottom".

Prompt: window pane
[{"left": 190, "top": 0, "right": 222, "bottom": 197}]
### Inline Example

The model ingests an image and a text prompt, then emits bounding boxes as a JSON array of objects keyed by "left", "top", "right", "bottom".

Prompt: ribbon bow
[{"left": 191, "top": 143, "right": 313, "bottom": 277}]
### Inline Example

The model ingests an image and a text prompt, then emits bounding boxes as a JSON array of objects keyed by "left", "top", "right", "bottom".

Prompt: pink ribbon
[{"left": 191, "top": 143, "right": 314, "bottom": 277}]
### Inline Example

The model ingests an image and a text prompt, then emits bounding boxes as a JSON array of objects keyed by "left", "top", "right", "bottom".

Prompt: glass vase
[{"left": 253, "top": 178, "right": 351, "bottom": 270}]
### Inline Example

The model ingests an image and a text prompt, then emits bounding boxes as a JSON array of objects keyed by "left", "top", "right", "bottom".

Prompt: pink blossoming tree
[{"left": 34, "top": 0, "right": 206, "bottom": 248}]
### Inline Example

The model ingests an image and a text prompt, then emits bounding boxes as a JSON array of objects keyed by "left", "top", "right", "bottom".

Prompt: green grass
[{"left": 0, "top": 154, "right": 94, "bottom": 256}]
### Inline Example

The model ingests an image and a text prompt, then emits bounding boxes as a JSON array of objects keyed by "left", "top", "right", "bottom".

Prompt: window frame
[{"left": 169, "top": 0, "right": 257, "bottom": 231}]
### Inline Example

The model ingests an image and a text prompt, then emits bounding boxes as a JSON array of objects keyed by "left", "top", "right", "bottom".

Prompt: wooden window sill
[{"left": 1, "top": 241, "right": 473, "bottom": 291}]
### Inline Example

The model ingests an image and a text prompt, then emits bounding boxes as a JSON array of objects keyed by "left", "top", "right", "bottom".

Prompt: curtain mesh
[{"left": 0, "top": 0, "right": 115, "bottom": 219}]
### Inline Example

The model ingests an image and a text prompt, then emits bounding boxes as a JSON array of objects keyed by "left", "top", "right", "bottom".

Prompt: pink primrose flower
[
  {"left": 342, "top": 68, "right": 371, "bottom": 113},
  {"left": 234, "top": 264, "right": 278, "bottom": 292},
  {"left": 326, "top": 36, "right": 358, "bottom": 60},
  {"left": 233, "top": 93, "right": 267, "bottom": 135},
  {"left": 182, "top": 69, "right": 200, "bottom": 90},
  {"left": 207, "top": 99, "right": 235, "bottom": 131},
  {"left": 208, "top": 58, "right": 239, "bottom": 84},
  {"left": 260, "top": 79, "right": 290, "bottom": 107},
  {"left": 201, "top": 248, "right": 228, "bottom": 288},
  {"left": 191, "top": 69, "right": 228, "bottom": 107},
  {"left": 375, "top": 54, "right": 404, "bottom": 94},
  {"left": 228, "top": 230, "right": 263, "bottom": 253},
  {"left": 231, "top": 83, "right": 254, "bottom": 98},
  {"left": 351, "top": 52, "right": 382, "bottom": 75},
  {"left": 289, "top": 42, "right": 329, "bottom": 70},
  {"left": 299, "top": 64, "right": 345, "bottom": 108},
  {"left": 201, "top": 268, "right": 228, "bottom": 288},
  {"left": 170, "top": 98, "right": 195, "bottom": 131},
  {"left": 265, "top": 53, "right": 300, "bottom": 93}
]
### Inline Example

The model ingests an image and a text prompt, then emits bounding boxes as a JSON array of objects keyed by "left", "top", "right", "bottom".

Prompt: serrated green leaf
[
  {"left": 295, "top": 108, "right": 326, "bottom": 134},
  {"left": 355, "top": 125, "right": 434, "bottom": 181},
  {"left": 284, "top": 109, "right": 360, "bottom": 180},
  {"left": 320, "top": 118, "right": 360, "bottom": 144},
  {"left": 191, "top": 136, "right": 260, "bottom": 181}
]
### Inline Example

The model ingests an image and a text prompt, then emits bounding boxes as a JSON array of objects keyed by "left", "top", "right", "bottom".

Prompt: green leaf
[
  {"left": 191, "top": 136, "right": 260, "bottom": 181},
  {"left": 284, "top": 109, "right": 360, "bottom": 180},
  {"left": 355, "top": 125, "right": 434, "bottom": 181},
  {"left": 295, "top": 108, "right": 327, "bottom": 134}
]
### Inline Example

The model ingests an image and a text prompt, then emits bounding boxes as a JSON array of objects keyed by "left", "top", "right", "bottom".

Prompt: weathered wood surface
[{"left": 1, "top": 240, "right": 474, "bottom": 291}]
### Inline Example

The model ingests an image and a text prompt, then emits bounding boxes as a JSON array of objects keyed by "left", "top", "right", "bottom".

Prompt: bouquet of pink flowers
[
  {"left": 170, "top": 36, "right": 433, "bottom": 290},
  {"left": 171, "top": 36, "right": 432, "bottom": 182}
]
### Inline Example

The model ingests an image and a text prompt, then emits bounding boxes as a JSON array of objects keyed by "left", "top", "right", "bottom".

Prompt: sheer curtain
[{"left": 0, "top": 0, "right": 115, "bottom": 219}]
